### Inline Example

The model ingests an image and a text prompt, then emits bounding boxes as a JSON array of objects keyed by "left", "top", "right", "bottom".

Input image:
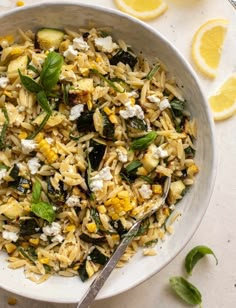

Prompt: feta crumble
[
  {"left": 90, "top": 167, "right": 113, "bottom": 192},
  {"left": 0, "top": 169, "right": 7, "bottom": 184},
  {"left": 116, "top": 148, "right": 128, "bottom": 163},
  {"left": 147, "top": 95, "right": 161, "bottom": 104},
  {"left": 2, "top": 230, "right": 19, "bottom": 242},
  {"left": 27, "top": 157, "right": 41, "bottom": 175},
  {"left": 153, "top": 146, "right": 169, "bottom": 159},
  {"left": 63, "top": 45, "right": 78, "bottom": 61},
  {"left": 21, "top": 139, "right": 37, "bottom": 154},
  {"left": 66, "top": 195, "right": 80, "bottom": 207},
  {"left": 159, "top": 98, "right": 171, "bottom": 111},
  {"left": 0, "top": 77, "right": 9, "bottom": 88},
  {"left": 139, "top": 184, "right": 153, "bottom": 200},
  {"left": 94, "top": 36, "right": 118, "bottom": 53},
  {"left": 69, "top": 104, "right": 84, "bottom": 121},
  {"left": 51, "top": 234, "right": 64, "bottom": 243},
  {"left": 42, "top": 222, "right": 61, "bottom": 236},
  {"left": 119, "top": 101, "right": 144, "bottom": 120},
  {"left": 73, "top": 36, "right": 89, "bottom": 51}
]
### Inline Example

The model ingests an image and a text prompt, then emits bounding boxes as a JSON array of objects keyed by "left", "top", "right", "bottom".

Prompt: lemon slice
[
  {"left": 191, "top": 19, "right": 229, "bottom": 78},
  {"left": 114, "top": 0, "right": 168, "bottom": 21},
  {"left": 209, "top": 74, "right": 236, "bottom": 121}
]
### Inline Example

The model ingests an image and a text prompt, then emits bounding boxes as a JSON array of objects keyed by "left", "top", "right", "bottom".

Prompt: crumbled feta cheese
[
  {"left": 42, "top": 222, "right": 61, "bottom": 237},
  {"left": 169, "top": 204, "right": 175, "bottom": 211},
  {"left": 2, "top": 230, "right": 19, "bottom": 242},
  {"left": 40, "top": 234, "right": 48, "bottom": 242},
  {"left": 153, "top": 146, "right": 169, "bottom": 159},
  {"left": 159, "top": 98, "right": 171, "bottom": 111},
  {"left": 63, "top": 45, "right": 78, "bottom": 61},
  {"left": 128, "top": 91, "right": 139, "bottom": 98},
  {"left": 116, "top": 149, "right": 128, "bottom": 163},
  {"left": 21, "top": 139, "right": 37, "bottom": 154},
  {"left": 119, "top": 101, "right": 144, "bottom": 120},
  {"left": 66, "top": 195, "right": 80, "bottom": 207},
  {"left": 0, "top": 169, "right": 7, "bottom": 184},
  {"left": 45, "top": 137, "right": 53, "bottom": 144},
  {"left": 51, "top": 234, "right": 64, "bottom": 243},
  {"left": 73, "top": 36, "right": 89, "bottom": 51},
  {"left": 0, "top": 77, "right": 9, "bottom": 88},
  {"left": 69, "top": 104, "right": 84, "bottom": 121},
  {"left": 147, "top": 95, "right": 161, "bottom": 104},
  {"left": 27, "top": 157, "right": 41, "bottom": 175},
  {"left": 90, "top": 167, "right": 113, "bottom": 192},
  {"left": 94, "top": 36, "right": 118, "bottom": 53},
  {"left": 139, "top": 184, "right": 153, "bottom": 200}
]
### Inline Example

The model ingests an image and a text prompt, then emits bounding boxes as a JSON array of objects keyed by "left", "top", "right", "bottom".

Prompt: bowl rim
[{"left": 0, "top": 0, "right": 217, "bottom": 303}]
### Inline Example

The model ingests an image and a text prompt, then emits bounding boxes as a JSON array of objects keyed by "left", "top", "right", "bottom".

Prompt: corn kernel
[
  {"left": 152, "top": 184, "right": 162, "bottom": 195},
  {"left": 97, "top": 205, "right": 107, "bottom": 214},
  {"left": 34, "top": 132, "right": 44, "bottom": 142},
  {"left": 86, "top": 222, "right": 97, "bottom": 233},
  {"left": 16, "top": 1, "right": 25, "bottom": 6},
  {"left": 109, "top": 114, "right": 118, "bottom": 124},
  {"left": 65, "top": 225, "right": 76, "bottom": 232},
  {"left": 5, "top": 243, "right": 17, "bottom": 254},
  {"left": 10, "top": 47, "right": 22, "bottom": 55},
  {"left": 18, "top": 132, "right": 28, "bottom": 139},
  {"left": 187, "top": 164, "right": 199, "bottom": 177},
  {"left": 39, "top": 257, "right": 49, "bottom": 264},
  {"left": 29, "top": 238, "right": 39, "bottom": 246},
  {"left": 103, "top": 106, "right": 113, "bottom": 115}
]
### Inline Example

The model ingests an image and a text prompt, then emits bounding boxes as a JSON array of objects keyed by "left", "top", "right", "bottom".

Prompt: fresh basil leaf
[
  {"left": 0, "top": 106, "right": 9, "bottom": 150},
  {"left": 36, "top": 91, "right": 52, "bottom": 114},
  {"left": 130, "top": 131, "right": 157, "bottom": 151},
  {"left": 32, "top": 180, "right": 42, "bottom": 204},
  {"left": 146, "top": 63, "right": 160, "bottom": 80},
  {"left": 139, "top": 175, "right": 153, "bottom": 184},
  {"left": 27, "top": 64, "right": 40, "bottom": 75},
  {"left": 185, "top": 245, "right": 218, "bottom": 275},
  {"left": 18, "top": 70, "right": 43, "bottom": 93},
  {"left": 90, "top": 69, "right": 124, "bottom": 93},
  {"left": 170, "top": 99, "right": 185, "bottom": 118},
  {"left": 126, "top": 160, "right": 142, "bottom": 173},
  {"left": 31, "top": 201, "right": 55, "bottom": 223},
  {"left": 28, "top": 112, "right": 51, "bottom": 139},
  {"left": 40, "top": 51, "right": 63, "bottom": 91},
  {"left": 169, "top": 276, "right": 202, "bottom": 306}
]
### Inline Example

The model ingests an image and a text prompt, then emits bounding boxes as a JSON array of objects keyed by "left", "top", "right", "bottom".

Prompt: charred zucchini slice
[
  {"left": 88, "top": 139, "right": 106, "bottom": 170},
  {"left": 36, "top": 28, "right": 64, "bottom": 50}
]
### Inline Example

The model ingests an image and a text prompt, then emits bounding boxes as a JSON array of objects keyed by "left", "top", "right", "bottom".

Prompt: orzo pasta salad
[{"left": 0, "top": 27, "right": 198, "bottom": 283}]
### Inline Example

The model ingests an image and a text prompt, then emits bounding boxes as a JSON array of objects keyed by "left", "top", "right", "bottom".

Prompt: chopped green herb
[
  {"left": 0, "top": 106, "right": 9, "bottom": 150},
  {"left": 31, "top": 201, "right": 55, "bottom": 224},
  {"left": 27, "top": 112, "right": 51, "bottom": 139},
  {"left": 126, "top": 160, "right": 142, "bottom": 173},
  {"left": 146, "top": 63, "right": 160, "bottom": 80},
  {"left": 170, "top": 99, "right": 185, "bottom": 118},
  {"left": 18, "top": 70, "right": 42, "bottom": 93},
  {"left": 36, "top": 91, "right": 52, "bottom": 114},
  {"left": 130, "top": 131, "right": 157, "bottom": 151},
  {"left": 90, "top": 69, "right": 124, "bottom": 93}
]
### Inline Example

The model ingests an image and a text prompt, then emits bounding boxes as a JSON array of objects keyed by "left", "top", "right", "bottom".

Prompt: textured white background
[{"left": 0, "top": 0, "right": 236, "bottom": 307}]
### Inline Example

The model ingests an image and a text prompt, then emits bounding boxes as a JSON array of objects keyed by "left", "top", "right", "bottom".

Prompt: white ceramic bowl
[{"left": 0, "top": 1, "right": 216, "bottom": 303}]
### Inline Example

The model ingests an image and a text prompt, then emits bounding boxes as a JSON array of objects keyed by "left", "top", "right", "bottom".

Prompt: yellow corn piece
[
  {"left": 95, "top": 56, "right": 102, "bottom": 63},
  {"left": 65, "top": 225, "right": 76, "bottom": 232},
  {"left": 87, "top": 99, "right": 93, "bottom": 111},
  {"left": 109, "top": 114, "right": 118, "bottom": 124},
  {"left": 39, "top": 257, "right": 49, "bottom": 264},
  {"left": 18, "top": 132, "right": 28, "bottom": 140},
  {"left": 3, "top": 90, "right": 12, "bottom": 98},
  {"left": 37, "top": 139, "right": 58, "bottom": 164},
  {"left": 152, "top": 184, "right": 162, "bottom": 195},
  {"left": 10, "top": 47, "right": 23, "bottom": 55},
  {"left": 86, "top": 222, "right": 97, "bottom": 233},
  {"left": 163, "top": 207, "right": 170, "bottom": 216},
  {"left": 5, "top": 243, "right": 17, "bottom": 254},
  {"left": 34, "top": 132, "right": 44, "bottom": 142},
  {"left": 103, "top": 106, "right": 113, "bottom": 116},
  {"left": 130, "top": 97, "right": 136, "bottom": 106},
  {"left": 97, "top": 205, "right": 107, "bottom": 214},
  {"left": 16, "top": 1, "right": 25, "bottom": 6},
  {"left": 187, "top": 164, "right": 199, "bottom": 177},
  {"left": 29, "top": 238, "right": 39, "bottom": 246},
  {"left": 111, "top": 234, "right": 120, "bottom": 242}
]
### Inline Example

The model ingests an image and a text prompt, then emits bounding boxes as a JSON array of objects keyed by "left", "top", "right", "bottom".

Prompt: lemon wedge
[
  {"left": 191, "top": 19, "right": 229, "bottom": 78},
  {"left": 209, "top": 74, "right": 236, "bottom": 121},
  {"left": 114, "top": 0, "right": 168, "bottom": 21}
]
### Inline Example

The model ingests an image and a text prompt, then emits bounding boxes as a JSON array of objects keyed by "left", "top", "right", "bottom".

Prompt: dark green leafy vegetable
[
  {"left": 36, "top": 91, "right": 52, "bottom": 114},
  {"left": 146, "top": 63, "right": 160, "bottom": 80},
  {"left": 18, "top": 247, "right": 37, "bottom": 264},
  {"left": 9, "top": 164, "right": 31, "bottom": 194},
  {"left": 90, "top": 208, "right": 102, "bottom": 229},
  {"left": 9, "top": 164, "right": 20, "bottom": 179},
  {"left": 78, "top": 260, "right": 89, "bottom": 282},
  {"left": 27, "top": 64, "right": 40, "bottom": 75},
  {"left": 130, "top": 131, "right": 157, "bottom": 151},
  {"left": 184, "top": 146, "right": 196, "bottom": 158},
  {"left": 62, "top": 83, "right": 70, "bottom": 105},
  {"left": 169, "top": 276, "right": 202, "bottom": 306},
  {"left": 100, "top": 111, "right": 115, "bottom": 140},
  {"left": 185, "top": 245, "right": 218, "bottom": 275},
  {"left": 0, "top": 106, "right": 9, "bottom": 150},
  {"left": 89, "top": 247, "right": 109, "bottom": 265},
  {"left": 27, "top": 112, "right": 51, "bottom": 139},
  {"left": 88, "top": 139, "right": 106, "bottom": 170},
  {"left": 109, "top": 49, "right": 137, "bottom": 70},
  {"left": 40, "top": 51, "right": 63, "bottom": 91},
  {"left": 120, "top": 160, "right": 142, "bottom": 183},
  {"left": 18, "top": 70, "right": 42, "bottom": 93},
  {"left": 79, "top": 233, "right": 106, "bottom": 245},
  {"left": 126, "top": 161, "right": 143, "bottom": 173},
  {"left": 31, "top": 201, "right": 55, "bottom": 224},
  {"left": 111, "top": 220, "right": 127, "bottom": 236},
  {"left": 43, "top": 264, "right": 52, "bottom": 273},
  {"left": 32, "top": 180, "right": 42, "bottom": 204},
  {"left": 19, "top": 219, "right": 41, "bottom": 236},
  {"left": 77, "top": 110, "right": 95, "bottom": 133},
  {"left": 170, "top": 99, "right": 185, "bottom": 118},
  {"left": 90, "top": 69, "right": 124, "bottom": 93},
  {"left": 139, "top": 175, "right": 154, "bottom": 184},
  {"left": 127, "top": 116, "right": 147, "bottom": 131},
  {"left": 47, "top": 178, "right": 66, "bottom": 204}
]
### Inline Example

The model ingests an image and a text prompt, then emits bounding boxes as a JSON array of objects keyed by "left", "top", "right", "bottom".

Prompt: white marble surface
[{"left": 0, "top": 0, "right": 236, "bottom": 307}]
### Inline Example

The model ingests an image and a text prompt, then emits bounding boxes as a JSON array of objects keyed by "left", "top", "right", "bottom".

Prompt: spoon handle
[
  {"left": 228, "top": 0, "right": 236, "bottom": 9},
  {"left": 76, "top": 221, "right": 141, "bottom": 308}
]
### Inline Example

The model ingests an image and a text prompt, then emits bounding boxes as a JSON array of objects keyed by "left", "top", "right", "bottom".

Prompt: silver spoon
[
  {"left": 77, "top": 176, "right": 171, "bottom": 308},
  {"left": 228, "top": 0, "right": 236, "bottom": 9}
]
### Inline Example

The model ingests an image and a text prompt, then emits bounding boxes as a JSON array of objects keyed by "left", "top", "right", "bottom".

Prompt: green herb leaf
[
  {"left": 130, "top": 131, "right": 157, "bottom": 151},
  {"left": 40, "top": 51, "right": 63, "bottom": 91},
  {"left": 0, "top": 163, "right": 9, "bottom": 170},
  {"left": 128, "top": 116, "right": 147, "bottom": 131},
  {"left": 62, "top": 83, "right": 70, "bottom": 105},
  {"left": 27, "top": 112, "right": 51, "bottom": 139},
  {"left": 90, "top": 69, "right": 124, "bottom": 93},
  {"left": 36, "top": 91, "right": 52, "bottom": 114},
  {"left": 0, "top": 106, "right": 9, "bottom": 150},
  {"left": 185, "top": 245, "right": 218, "bottom": 275},
  {"left": 18, "top": 247, "right": 36, "bottom": 264},
  {"left": 126, "top": 160, "right": 142, "bottom": 173},
  {"left": 32, "top": 180, "right": 42, "bottom": 204},
  {"left": 139, "top": 175, "right": 153, "bottom": 184},
  {"left": 170, "top": 99, "right": 185, "bottom": 118},
  {"left": 146, "top": 63, "right": 160, "bottom": 80},
  {"left": 31, "top": 201, "right": 55, "bottom": 223},
  {"left": 169, "top": 276, "right": 202, "bottom": 306},
  {"left": 18, "top": 70, "right": 42, "bottom": 93}
]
